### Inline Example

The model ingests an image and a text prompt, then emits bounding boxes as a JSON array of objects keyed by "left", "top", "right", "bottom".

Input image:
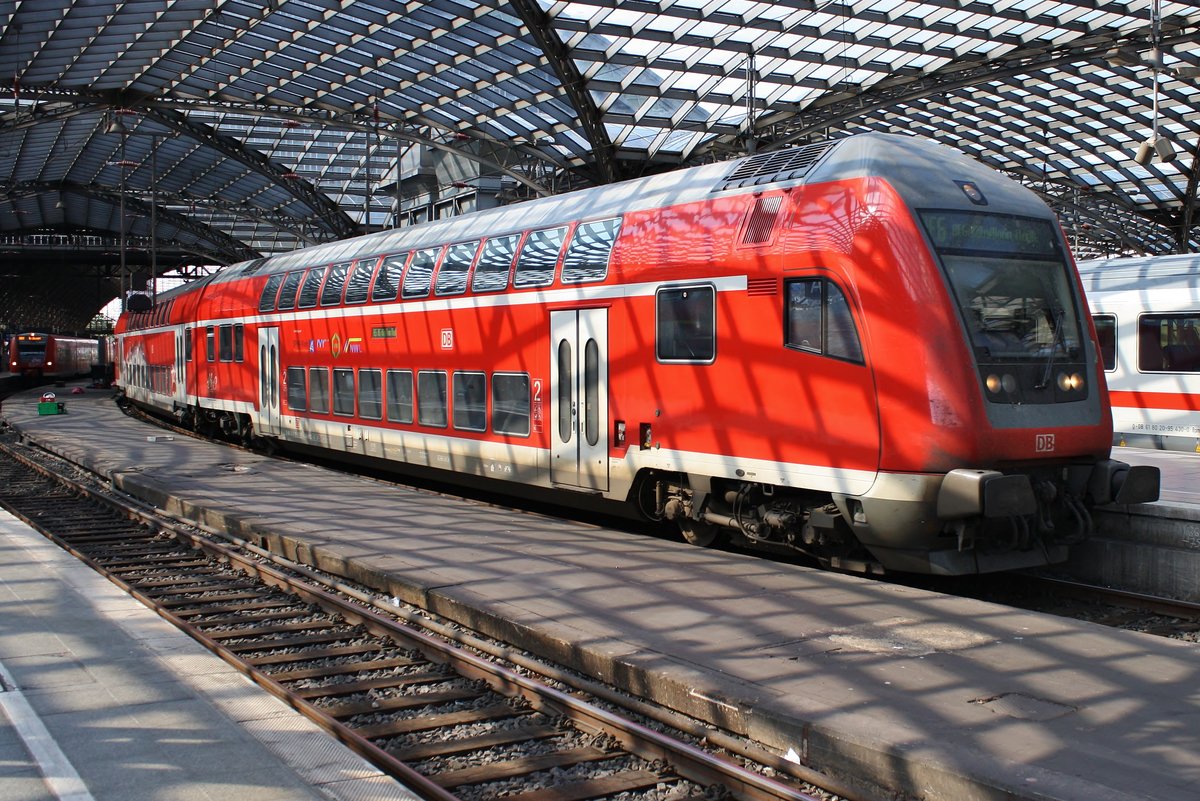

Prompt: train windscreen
[{"left": 920, "top": 211, "right": 1082, "bottom": 363}]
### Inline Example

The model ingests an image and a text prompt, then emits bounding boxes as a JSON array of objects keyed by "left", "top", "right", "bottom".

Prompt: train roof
[
  {"left": 1076, "top": 254, "right": 1200, "bottom": 294},
  {"left": 192, "top": 132, "right": 1047, "bottom": 288}
]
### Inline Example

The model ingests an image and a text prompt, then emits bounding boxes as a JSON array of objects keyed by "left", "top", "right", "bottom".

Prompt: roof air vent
[
  {"left": 717, "top": 141, "right": 836, "bottom": 192},
  {"left": 742, "top": 195, "right": 783, "bottom": 246}
]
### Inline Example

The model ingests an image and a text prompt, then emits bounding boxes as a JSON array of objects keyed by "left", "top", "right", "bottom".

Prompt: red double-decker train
[
  {"left": 7, "top": 333, "right": 99, "bottom": 379},
  {"left": 114, "top": 133, "right": 1158, "bottom": 574}
]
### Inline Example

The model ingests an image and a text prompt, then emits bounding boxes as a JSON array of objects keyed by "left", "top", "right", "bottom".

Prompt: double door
[{"left": 550, "top": 309, "right": 609, "bottom": 492}]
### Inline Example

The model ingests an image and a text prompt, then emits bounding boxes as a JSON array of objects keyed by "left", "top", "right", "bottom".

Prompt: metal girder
[
  {"left": 135, "top": 105, "right": 358, "bottom": 241},
  {"left": 2, "top": 179, "right": 259, "bottom": 264},
  {"left": 736, "top": 20, "right": 1200, "bottom": 155},
  {"left": 509, "top": 0, "right": 618, "bottom": 185}
]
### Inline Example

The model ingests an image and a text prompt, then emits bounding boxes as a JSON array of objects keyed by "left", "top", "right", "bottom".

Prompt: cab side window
[
  {"left": 785, "top": 278, "right": 863, "bottom": 363},
  {"left": 1093, "top": 315, "right": 1116, "bottom": 371}
]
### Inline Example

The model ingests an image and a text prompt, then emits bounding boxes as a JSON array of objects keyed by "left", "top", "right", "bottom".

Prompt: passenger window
[
  {"left": 219, "top": 325, "right": 233, "bottom": 362},
  {"left": 276, "top": 271, "right": 304, "bottom": 310},
  {"left": 320, "top": 261, "right": 352, "bottom": 306},
  {"left": 417, "top": 370, "right": 448, "bottom": 427},
  {"left": 1138, "top": 313, "right": 1200, "bottom": 373},
  {"left": 562, "top": 218, "right": 620, "bottom": 283},
  {"left": 1093, "top": 315, "right": 1116, "bottom": 371},
  {"left": 345, "top": 258, "right": 377, "bottom": 304},
  {"left": 656, "top": 285, "right": 715, "bottom": 363},
  {"left": 452, "top": 372, "right": 487, "bottom": 432},
  {"left": 371, "top": 254, "right": 406, "bottom": 302},
  {"left": 234, "top": 324, "right": 244, "bottom": 362},
  {"left": 358, "top": 369, "right": 383, "bottom": 419},
  {"left": 205, "top": 326, "right": 216, "bottom": 362},
  {"left": 513, "top": 226, "right": 567, "bottom": 289},
  {"left": 297, "top": 267, "right": 326, "bottom": 309},
  {"left": 472, "top": 234, "right": 520, "bottom": 293},
  {"left": 492, "top": 373, "right": 531, "bottom": 437},
  {"left": 436, "top": 242, "right": 479, "bottom": 296},
  {"left": 403, "top": 247, "right": 442, "bottom": 299},
  {"left": 257, "top": 274, "right": 283, "bottom": 311},
  {"left": 785, "top": 279, "right": 864, "bottom": 364},
  {"left": 309, "top": 368, "right": 330, "bottom": 414},
  {"left": 385, "top": 369, "right": 414, "bottom": 423},
  {"left": 333, "top": 368, "right": 355, "bottom": 416},
  {"left": 286, "top": 366, "right": 307, "bottom": 411}
]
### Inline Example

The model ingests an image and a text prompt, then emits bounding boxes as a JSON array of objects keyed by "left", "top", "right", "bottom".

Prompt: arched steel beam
[
  {"left": 508, "top": 0, "right": 618, "bottom": 185},
  {"left": 135, "top": 105, "right": 359, "bottom": 241},
  {"left": 2, "top": 179, "right": 259, "bottom": 263},
  {"left": 723, "top": 20, "right": 1200, "bottom": 156}
]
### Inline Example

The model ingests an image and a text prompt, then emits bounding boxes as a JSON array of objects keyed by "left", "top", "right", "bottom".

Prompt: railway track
[
  {"left": 0, "top": 439, "right": 865, "bottom": 801},
  {"left": 1018, "top": 574, "right": 1200, "bottom": 638}
]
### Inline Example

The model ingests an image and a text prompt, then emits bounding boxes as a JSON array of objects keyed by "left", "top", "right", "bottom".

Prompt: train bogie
[{"left": 115, "top": 133, "right": 1159, "bottom": 575}]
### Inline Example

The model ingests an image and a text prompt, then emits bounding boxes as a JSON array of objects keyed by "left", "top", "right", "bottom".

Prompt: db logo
[{"left": 1035, "top": 433, "right": 1056, "bottom": 452}]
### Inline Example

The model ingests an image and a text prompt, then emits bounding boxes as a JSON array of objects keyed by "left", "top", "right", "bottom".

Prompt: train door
[
  {"left": 549, "top": 309, "right": 609, "bottom": 491},
  {"left": 255, "top": 327, "right": 281, "bottom": 437},
  {"left": 174, "top": 328, "right": 187, "bottom": 407}
]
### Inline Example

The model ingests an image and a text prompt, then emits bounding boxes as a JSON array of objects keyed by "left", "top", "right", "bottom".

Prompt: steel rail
[{"left": 0, "top": 440, "right": 837, "bottom": 801}]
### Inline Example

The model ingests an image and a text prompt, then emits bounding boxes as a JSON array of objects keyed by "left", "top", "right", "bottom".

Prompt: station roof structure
[{"left": 2, "top": 0, "right": 1200, "bottom": 330}]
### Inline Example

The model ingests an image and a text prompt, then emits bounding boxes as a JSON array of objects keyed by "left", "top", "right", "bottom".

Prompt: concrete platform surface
[
  {"left": 3, "top": 386, "right": 1199, "bottom": 801},
  {"left": 0, "top": 507, "right": 418, "bottom": 801}
]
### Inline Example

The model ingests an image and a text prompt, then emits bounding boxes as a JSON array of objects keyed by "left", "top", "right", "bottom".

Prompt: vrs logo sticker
[{"left": 1035, "top": 433, "right": 1056, "bottom": 452}]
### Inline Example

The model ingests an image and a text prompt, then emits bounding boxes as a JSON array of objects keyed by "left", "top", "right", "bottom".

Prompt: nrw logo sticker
[{"left": 1035, "top": 433, "right": 1056, "bottom": 452}]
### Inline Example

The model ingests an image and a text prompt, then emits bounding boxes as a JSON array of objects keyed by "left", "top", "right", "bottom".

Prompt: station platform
[
  {"left": 0, "top": 502, "right": 416, "bottom": 800},
  {"left": 2, "top": 385, "right": 1199, "bottom": 801}
]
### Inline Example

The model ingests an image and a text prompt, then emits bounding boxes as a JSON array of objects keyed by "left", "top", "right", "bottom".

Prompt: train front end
[{"left": 828, "top": 136, "right": 1160, "bottom": 573}]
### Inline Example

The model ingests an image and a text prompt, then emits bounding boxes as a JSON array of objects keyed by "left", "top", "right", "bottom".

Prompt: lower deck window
[
  {"left": 333, "top": 369, "right": 355, "bottom": 416},
  {"left": 453, "top": 372, "right": 486, "bottom": 432},
  {"left": 386, "top": 370, "right": 414, "bottom": 423},
  {"left": 417, "top": 371, "right": 448, "bottom": 427},
  {"left": 286, "top": 366, "right": 307, "bottom": 411},
  {"left": 309, "top": 367, "right": 330, "bottom": 414},
  {"left": 492, "top": 373, "right": 530, "bottom": 436},
  {"left": 359, "top": 369, "right": 382, "bottom": 419}
]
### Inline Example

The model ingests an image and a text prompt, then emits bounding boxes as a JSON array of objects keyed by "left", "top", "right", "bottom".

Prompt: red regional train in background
[
  {"left": 1077, "top": 253, "right": 1200, "bottom": 452},
  {"left": 114, "top": 133, "right": 1160, "bottom": 575},
  {"left": 6, "top": 333, "right": 99, "bottom": 379}
]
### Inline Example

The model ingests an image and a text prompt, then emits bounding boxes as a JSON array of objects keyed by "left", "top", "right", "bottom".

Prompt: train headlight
[
  {"left": 1056, "top": 372, "right": 1084, "bottom": 392},
  {"left": 985, "top": 374, "right": 1019, "bottom": 394}
]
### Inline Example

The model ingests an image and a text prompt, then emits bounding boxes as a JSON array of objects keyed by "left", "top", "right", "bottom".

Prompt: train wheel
[{"left": 679, "top": 517, "right": 719, "bottom": 547}]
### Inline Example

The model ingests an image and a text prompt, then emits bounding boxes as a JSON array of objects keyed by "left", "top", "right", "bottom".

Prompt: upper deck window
[
  {"left": 403, "top": 247, "right": 442, "bottom": 299},
  {"left": 297, "top": 267, "right": 327, "bottom": 309},
  {"left": 513, "top": 226, "right": 567, "bottom": 289},
  {"left": 472, "top": 234, "right": 519, "bottom": 293},
  {"left": 562, "top": 218, "right": 620, "bottom": 284},
  {"left": 320, "top": 261, "right": 352, "bottom": 306},
  {"left": 258, "top": 274, "right": 284, "bottom": 311},
  {"left": 372, "top": 254, "right": 406, "bottom": 302},
  {"left": 276, "top": 271, "right": 304, "bottom": 310},
  {"left": 345, "top": 259, "right": 377, "bottom": 304},
  {"left": 436, "top": 242, "right": 479, "bottom": 296}
]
